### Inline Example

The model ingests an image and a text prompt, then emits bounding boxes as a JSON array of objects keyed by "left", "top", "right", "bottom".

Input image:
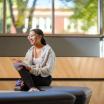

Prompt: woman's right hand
[
  {"left": 12, "top": 58, "right": 31, "bottom": 71},
  {"left": 12, "top": 58, "right": 23, "bottom": 64},
  {"left": 12, "top": 58, "right": 24, "bottom": 71}
]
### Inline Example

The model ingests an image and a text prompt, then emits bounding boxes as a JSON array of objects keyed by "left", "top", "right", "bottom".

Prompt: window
[
  {"left": 0, "top": 0, "right": 102, "bottom": 36},
  {"left": 54, "top": 0, "right": 98, "bottom": 35},
  {"left": 6, "top": 0, "right": 52, "bottom": 34}
]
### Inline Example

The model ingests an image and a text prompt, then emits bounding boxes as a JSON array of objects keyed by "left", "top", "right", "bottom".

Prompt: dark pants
[{"left": 14, "top": 64, "right": 52, "bottom": 91}]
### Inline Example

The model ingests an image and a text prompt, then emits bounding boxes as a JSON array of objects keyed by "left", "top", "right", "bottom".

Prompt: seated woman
[{"left": 13, "top": 28, "right": 56, "bottom": 92}]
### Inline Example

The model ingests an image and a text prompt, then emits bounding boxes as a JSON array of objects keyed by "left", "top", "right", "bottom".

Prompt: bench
[
  {"left": 0, "top": 91, "right": 75, "bottom": 104},
  {"left": 39, "top": 86, "right": 92, "bottom": 104}
]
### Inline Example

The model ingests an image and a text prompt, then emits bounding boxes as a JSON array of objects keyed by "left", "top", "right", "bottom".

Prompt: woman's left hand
[
  {"left": 25, "top": 65, "right": 32, "bottom": 71},
  {"left": 12, "top": 58, "right": 23, "bottom": 64}
]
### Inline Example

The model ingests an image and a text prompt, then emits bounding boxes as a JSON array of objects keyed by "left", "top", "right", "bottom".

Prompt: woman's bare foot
[{"left": 28, "top": 87, "right": 40, "bottom": 92}]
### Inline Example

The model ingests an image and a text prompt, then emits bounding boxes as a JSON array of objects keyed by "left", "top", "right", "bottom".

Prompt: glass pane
[
  {"left": 6, "top": 0, "right": 52, "bottom": 34},
  {"left": 0, "top": 0, "right": 3, "bottom": 33},
  {"left": 54, "top": 0, "right": 98, "bottom": 35}
]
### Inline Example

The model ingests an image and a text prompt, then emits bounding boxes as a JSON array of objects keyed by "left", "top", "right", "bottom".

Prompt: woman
[{"left": 13, "top": 28, "right": 55, "bottom": 92}]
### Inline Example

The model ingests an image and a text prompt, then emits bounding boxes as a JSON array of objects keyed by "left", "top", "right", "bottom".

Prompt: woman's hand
[
  {"left": 12, "top": 58, "right": 31, "bottom": 71},
  {"left": 25, "top": 65, "right": 32, "bottom": 71},
  {"left": 12, "top": 58, "right": 24, "bottom": 71},
  {"left": 12, "top": 58, "right": 23, "bottom": 64}
]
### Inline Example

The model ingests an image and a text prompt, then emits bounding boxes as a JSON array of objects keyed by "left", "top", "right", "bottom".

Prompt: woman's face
[{"left": 28, "top": 31, "right": 41, "bottom": 45}]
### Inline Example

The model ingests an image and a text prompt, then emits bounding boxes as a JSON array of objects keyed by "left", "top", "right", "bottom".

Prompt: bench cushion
[
  {"left": 0, "top": 91, "right": 76, "bottom": 104},
  {"left": 39, "top": 86, "right": 92, "bottom": 104}
]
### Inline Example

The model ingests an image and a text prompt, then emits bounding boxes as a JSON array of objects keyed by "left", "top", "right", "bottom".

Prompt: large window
[
  {"left": 55, "top": 0, "right": 98, "bottom": 35},
  {"left": 6, "top": 0, "right": 52, "bottom": 34},
  {"left": 0, "top": 0, "right": 102, "bottom": 35}
]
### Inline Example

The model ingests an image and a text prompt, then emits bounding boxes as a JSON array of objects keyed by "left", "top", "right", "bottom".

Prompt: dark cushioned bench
[
  {"left": 39, "top": 86, "right": 92, "bottom": 104},
  {"left": 0, "top": 91, "right": 76, "bottom": 104},
  {"left": 14, "top": 86, "right": 92, "bottom": 104}
]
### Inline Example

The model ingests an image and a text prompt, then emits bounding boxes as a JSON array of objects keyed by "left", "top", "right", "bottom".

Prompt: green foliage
[
  {"left": 6, "top": 0, "right": 37, "bottom": 32},
  {"left": 0, "top": 0, "right": 3, "bottom": 3},
  {"left": 61, "top": 0, "right": 98, "bottom": 31},
  {"left": 15, "top": 0, "right": 28, "bottom": 27},
  {"left": 70, "top": 0, "right": 98, "bottom": 31}
]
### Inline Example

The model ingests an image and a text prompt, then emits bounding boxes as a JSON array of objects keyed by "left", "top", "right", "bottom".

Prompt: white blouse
[
  {"left": 23, "top": 44, "right": 56, "bottom": 77},
  {"left": 33, "top": 57, "right": 41, "bottom": 65}
]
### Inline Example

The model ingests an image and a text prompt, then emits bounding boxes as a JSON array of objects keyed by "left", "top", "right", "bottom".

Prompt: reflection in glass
[
  {"left": 6, "top": 0, "right": 52, "bottom": 34},
  {"left": 55, "top": 0, "right": 98, "bottom": 35}
]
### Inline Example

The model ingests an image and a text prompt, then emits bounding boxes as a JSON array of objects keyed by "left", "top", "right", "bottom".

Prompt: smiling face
[{"left": 27, "top": 31, "right": 42, "bottom": 45}]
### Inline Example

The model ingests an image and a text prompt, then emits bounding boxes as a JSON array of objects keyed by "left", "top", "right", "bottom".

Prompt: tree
[
  {"left": 60, "top": 0, "right": 98, "bottom": 31},
  {"left": 7, "top": 0, "right": 37, "bottom": 33}
]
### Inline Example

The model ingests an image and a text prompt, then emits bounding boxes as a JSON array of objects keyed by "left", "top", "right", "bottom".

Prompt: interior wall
[
  {"left": 0, "top": 36, "right": 100, "bottom": 57},
  {"left": 0, "top": 36, "right": 102, "bottom": 104}
]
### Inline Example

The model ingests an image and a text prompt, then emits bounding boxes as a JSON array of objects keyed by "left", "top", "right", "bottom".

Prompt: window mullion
[{"left": 52, "top": 0, "right": 55, "bottom": 35}]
